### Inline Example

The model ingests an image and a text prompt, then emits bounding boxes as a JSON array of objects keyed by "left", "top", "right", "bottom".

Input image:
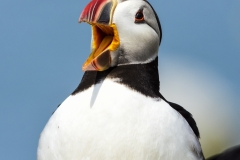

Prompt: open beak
[{"left": 79, "top": 0, "right": 120, "bottom": 71}]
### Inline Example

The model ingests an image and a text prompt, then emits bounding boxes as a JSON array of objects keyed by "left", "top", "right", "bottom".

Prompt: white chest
[{"left": 38, "top": 79, "right": 202, "bottom": 160}]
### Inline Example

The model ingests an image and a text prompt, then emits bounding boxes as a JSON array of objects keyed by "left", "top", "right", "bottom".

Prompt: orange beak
[{"left": 79, "top": 0, "right": 120, "bottom": 71}]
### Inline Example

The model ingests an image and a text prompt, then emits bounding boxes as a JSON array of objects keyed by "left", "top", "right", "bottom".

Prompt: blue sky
[{"left": 0, "top": 0, "right": 240, "bottom": 159}]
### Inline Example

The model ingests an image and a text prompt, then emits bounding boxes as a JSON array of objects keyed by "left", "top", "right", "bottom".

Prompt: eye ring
[{"left": 135, "top": 9, "right": 144, "bottom": 23}]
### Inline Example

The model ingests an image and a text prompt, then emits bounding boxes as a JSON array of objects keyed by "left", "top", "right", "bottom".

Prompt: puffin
[{"left": 37, "top": 0, "right": 205, "bottom": 159}]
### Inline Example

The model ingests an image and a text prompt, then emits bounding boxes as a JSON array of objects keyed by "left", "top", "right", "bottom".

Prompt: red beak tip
[{"left": 78, "top": 15, "right": 85, "bottom": 23}]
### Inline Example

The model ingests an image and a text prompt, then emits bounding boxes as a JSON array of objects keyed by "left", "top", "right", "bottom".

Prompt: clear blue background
[{"left": 1, "top": 1, "right": 239, "bottom": 159}]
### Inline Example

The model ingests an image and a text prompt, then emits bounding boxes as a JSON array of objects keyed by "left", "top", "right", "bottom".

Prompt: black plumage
[{"left": 207, "top": 145, "right": 240, "bottom": 160}]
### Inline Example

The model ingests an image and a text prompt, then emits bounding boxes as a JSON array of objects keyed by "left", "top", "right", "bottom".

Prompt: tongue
[{"left": 94, "top": 36, "right": 113, "bottom": 58}]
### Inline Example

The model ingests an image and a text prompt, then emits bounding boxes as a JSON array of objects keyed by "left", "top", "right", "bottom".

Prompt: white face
[{"left": 112, "top": 0, "right": 161, "bottom": 66}]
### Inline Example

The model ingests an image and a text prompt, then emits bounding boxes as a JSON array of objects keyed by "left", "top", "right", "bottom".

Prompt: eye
[{"left": 135, "top": 9, "right": 144, "bottom": 23}]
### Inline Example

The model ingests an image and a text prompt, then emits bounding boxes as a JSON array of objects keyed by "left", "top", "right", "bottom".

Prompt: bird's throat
[{"left": 72, "top": 57, "right": 160, "bottom": 98}]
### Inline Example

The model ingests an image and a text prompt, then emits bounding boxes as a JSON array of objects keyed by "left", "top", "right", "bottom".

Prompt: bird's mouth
[{"left": 79, "top": 0, "right": 120, "bottom": 71}]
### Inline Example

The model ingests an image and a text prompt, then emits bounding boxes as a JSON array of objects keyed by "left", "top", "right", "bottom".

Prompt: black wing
[
  {"left": 159, "top": 93, "right": 200, "bottom": 138},
  {"left": 207, "top": 145, "right": 240, "bottom": 160}
]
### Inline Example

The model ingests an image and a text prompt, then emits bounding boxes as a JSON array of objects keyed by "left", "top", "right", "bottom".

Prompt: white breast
[{"left": 37, "top": 79, "right": 202, "bottom": 160}]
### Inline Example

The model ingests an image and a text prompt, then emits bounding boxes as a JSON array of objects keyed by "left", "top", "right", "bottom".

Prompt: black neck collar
[
  {"left": 71, "top": 57, "right": 201, "bottom": 139},
  {"left": 72, "top": 57, "right": 161, "bottom": 98}
]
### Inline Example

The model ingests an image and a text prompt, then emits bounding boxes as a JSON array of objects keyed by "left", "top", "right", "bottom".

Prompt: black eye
[{"left": 135, "top": 10, "right": 144, "bottom": 23}]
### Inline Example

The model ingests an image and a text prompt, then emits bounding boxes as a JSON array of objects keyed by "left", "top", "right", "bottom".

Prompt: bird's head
[{"left": 79, "top": 0, "right": 162, "bottom": 71}]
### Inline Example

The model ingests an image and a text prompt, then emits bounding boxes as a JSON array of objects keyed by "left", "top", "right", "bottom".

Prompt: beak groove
[
  {"left": 79, "top": 0, "right": 115, "bottom": 25},
  {"left": 79, "top": 0, "right": 120, "bottom": 71}
]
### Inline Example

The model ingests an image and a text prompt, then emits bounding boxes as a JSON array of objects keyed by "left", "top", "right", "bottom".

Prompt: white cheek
[{"left": 112, "top": 1, "right": 159, "bottom": 64}]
